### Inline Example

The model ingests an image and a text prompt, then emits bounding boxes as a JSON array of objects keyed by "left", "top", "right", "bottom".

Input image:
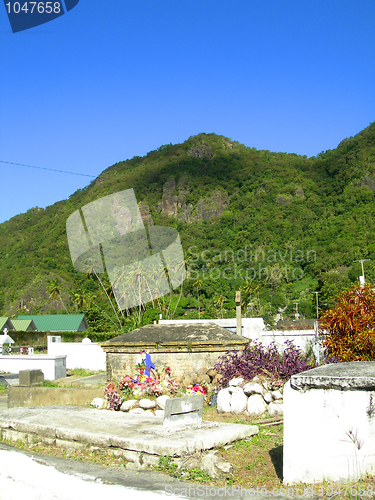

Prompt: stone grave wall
[{"left": 105, "top": 344, "right": 241, "bottom": 383}]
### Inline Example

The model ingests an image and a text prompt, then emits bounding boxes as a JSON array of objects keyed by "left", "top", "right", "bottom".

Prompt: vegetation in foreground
[{"left": 320, "top": 283, "right": 375, "bottom": 362}]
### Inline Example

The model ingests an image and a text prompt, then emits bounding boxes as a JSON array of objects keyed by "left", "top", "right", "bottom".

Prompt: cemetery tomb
[
  {"left": 284, "top": 361, "right": 375, "bottom": 484},
  {"left": 101, "top": 323, "right": 248, "bottom": 382}
]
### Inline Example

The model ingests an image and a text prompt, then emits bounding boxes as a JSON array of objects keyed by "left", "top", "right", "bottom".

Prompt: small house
[
  {"left": 11, "top": 319, "right": 37, "bottom": 332},
  {"left": 16, "top": 314, "right": 88, "bottom": 332},
  {"left": 0, "top": 318, "right": 15, "bottom": 332}
]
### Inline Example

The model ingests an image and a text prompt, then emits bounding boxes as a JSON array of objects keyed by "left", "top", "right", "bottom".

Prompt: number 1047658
[{"left": 5, "top": 2, "right": 62, "bottom": 14}]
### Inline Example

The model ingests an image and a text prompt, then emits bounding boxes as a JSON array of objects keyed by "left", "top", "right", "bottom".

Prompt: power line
[{"left": 0, "top": 160, "right": 96, "bottom": 178}]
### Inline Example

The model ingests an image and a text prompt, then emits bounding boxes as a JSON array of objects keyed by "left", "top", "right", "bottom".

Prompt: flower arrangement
[
  {"left": 119, "top": 373, "right": 181, "bottom": 398},
  {"left": 186, "top": 384, "right": 208, "bottom": 396},
  {"left": 104, "top": 350, "right": 213, "bottom": 409},
  {"left": 104, "top": 383, "right": 122, "bottom": 411},
  {"left": 136, "top": 350, "right": 147, "bottom": 371},
  {"left": 118, "top": 352, "right": 181, "bottom": 399}
]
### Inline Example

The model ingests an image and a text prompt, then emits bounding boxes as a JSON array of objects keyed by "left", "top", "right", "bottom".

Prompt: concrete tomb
[
  {"left": 0, "top": 353, "right": 66, "bottom": 381},
  {"left": 101, "top": 323, "right": 248, "bottom": 382},
  {"left": 0, "top": 406, "right": 259, "bottom": 464},
  {"left": 284, "top": 361, "right": 375, "bottom": 484}
]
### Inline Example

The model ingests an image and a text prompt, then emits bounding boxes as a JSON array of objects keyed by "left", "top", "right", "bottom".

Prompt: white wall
[
  {"left": 283, "top": 380, "right": 375, "bottom": 483},
  {"left": 262, "top": 329, "right": 316, "bottom": 352},
  {"left": 0, "top": 355, "right": 66, "bottom": 381},
  {"left": 47, "top": 337, "right": 106, "bottom": 371},
  {"left": 159, "top": 318, "right": 266, "bottom": 341},
  {"left": 159, "top": 318, "right": 316, "bottom": 353}
]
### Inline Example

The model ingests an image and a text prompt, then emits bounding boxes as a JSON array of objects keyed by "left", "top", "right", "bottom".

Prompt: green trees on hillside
[{"left": 1, "top": 125, "right": 375, "bottom": 326}]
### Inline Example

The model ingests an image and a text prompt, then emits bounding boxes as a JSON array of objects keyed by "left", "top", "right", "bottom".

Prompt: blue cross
[{"left": 144, "top": 352, "right": 155, "bottom": 376}]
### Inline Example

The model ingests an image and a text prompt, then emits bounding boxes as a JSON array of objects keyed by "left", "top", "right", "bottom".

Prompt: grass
[
  {"left": 67, "top": 368, "right": 102, "bottom": 378},
  {"left": 0, "top": 384, "right": 9, "bottom": 395},
  {"left": 0, "top": 437, "right": 129, "bottom": 468},
  {"left": 155, "top": 455, "right": 212, "bottom": 483},
  {"left": 40, "top": 380, "right": 60, "bottom": 387}
]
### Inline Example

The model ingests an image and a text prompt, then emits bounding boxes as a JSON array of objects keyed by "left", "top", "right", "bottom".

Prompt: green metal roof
[
  {"left": 16, "top": 314, "right": 88, "bottom": 332},
  {"left": 0, "top": 317, "right": 14, "bottom": 331},
  {"left": 11, "top": 319, "right": 37, "bottom": 331}
]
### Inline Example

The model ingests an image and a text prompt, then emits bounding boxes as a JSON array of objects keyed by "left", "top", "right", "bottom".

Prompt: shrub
[
  {"left": 320, "top": 283, "right": 375, "bottom": 362},
  {"left": 214, "top": 340, "right": 313, "bottom": 387}
]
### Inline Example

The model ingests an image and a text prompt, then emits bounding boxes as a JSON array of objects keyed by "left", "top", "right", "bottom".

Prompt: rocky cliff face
[
  {"left": 139, "top": 176, "right": 229, "bottom": 225},
  {"left": 156, "top": 176, "right": 229, "bottom": 223}
]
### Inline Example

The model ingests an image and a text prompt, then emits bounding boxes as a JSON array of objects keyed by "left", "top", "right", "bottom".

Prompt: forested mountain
[{"left": 1, "top": 123, "right": 375, "bottom": 330}]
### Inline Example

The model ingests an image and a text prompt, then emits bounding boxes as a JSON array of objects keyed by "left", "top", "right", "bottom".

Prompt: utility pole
[
  {"left": 353, "top": 259, "right": 370, "bottom": 285},
  {"left": 235, "top": 290, "right": 242, "bottom": 336},
  {"left": 293, "top": 302, "right": 300, "bottom": 319},
  {"left": 313, "top": 291, "right": 321, "bottom": 319}
]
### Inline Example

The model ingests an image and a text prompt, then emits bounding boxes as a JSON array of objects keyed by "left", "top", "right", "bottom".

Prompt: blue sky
[{"left": 0, "top": 0, "right": 374, "bottom": 224}]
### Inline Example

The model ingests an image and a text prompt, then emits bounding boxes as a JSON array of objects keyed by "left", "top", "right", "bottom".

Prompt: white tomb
[{"left": 284, "top": 362, "right": 375, "bottom": 484}]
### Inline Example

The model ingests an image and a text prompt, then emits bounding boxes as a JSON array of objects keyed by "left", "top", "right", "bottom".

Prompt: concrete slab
[
  {"left": 0, "top": 406, "right": 258, "bottom": 463},
  {"left": 290, "top": 361, "right": 375, "bottom": 391}
]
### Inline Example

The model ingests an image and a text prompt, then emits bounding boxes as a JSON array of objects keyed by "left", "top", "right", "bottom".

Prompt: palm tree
[
  {"left": 240, "top": 282, "right": 260, "bottom": 316},
  {"left": 47, "top": 278, "right": 69, "bottom": 313},
  {"left": 72, "top": 289, "right": 86, "bottom": 310},
  {"left": 214, "top": 294, "right": 227, "bottom": 319},
  {"left": 170, "top": 257, "right": 187, "bottom": 319},
  {"left": 73, "top": 289, "right": 118, "bottom": 328},
  {"left": 85, "top": 262, "right": 122, "bottom": 329}
]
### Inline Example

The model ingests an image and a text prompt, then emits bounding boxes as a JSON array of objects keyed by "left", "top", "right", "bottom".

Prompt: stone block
[
  {"left": 247, "top": 394, "right": 267, "bottom": 415},
  {"left": 267, "top": 402, "right": 283, "bottom": 416},
  {"left": 120, "top": 400, "right": 138, "bottom": 412},
  {"left": 156, "top": 395, "right": 170, "bottom": 410},
  {"left": 206, "top": 368, "right": 217, "bottom": 379},
  {"left": 229, "top": 387, "right": 247, "bottom": 414},
  {"left": 229, "top": 377, "right": 244, "bottom": 386},
  {"left": 19, "top": 369, "right": 44, "bottom": 386},
  {"left": 271, "top": 390, "right": 283, "bottom": 400},
  {"left": 163, "top": 395, "right": 203, "bottom": 428},
  {"left": 243, "top": 382, "right": 264, "bottom": 396},
  {"left": 139, "top": 399, "right": 156, "bottom": 409},
  {"left": 182, "top": 377, "right": 194, "bottom": 386},
  {"left": 263, "top": 392, "right": 273, "bottom": 404},
  {"left": 90, "top": 398, "right": 106, "bottom": 409},
  {"left": 217, "top": 388, "right": 231, "bottom": 413},
  {"left": 196, "top": 374, "right": 210, "bottom": 384}
]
